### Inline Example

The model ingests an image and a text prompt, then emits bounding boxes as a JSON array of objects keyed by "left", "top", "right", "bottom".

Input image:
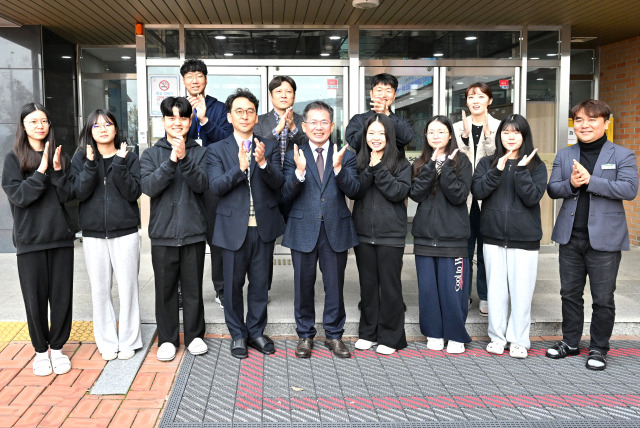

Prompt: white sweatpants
[
  {"left": 83, "top": 232, "right": 142, "bottom": 356},
  {"left": 483, "top": 244, "right": 538, "bottom": 349}
]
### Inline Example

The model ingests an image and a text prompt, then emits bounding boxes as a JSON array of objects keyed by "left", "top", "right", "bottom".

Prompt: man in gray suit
[{"left": 546, "top": 100, "right": 638, "bottom": 371}]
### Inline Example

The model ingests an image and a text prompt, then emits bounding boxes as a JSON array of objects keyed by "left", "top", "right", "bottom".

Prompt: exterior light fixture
[
  {"left": 465, "top": 36, "right": 477, "bottom": 41},
  {"left": 215, "top": 35, "right": 227, "bottom": 40},
  {"left": 352, "top": 0, "right": 380, "bottom": 8}
]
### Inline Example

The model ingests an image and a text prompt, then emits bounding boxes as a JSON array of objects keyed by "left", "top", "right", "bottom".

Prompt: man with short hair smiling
[
  {"left": 180, "top": 58, "right": 233, "bottom": 309},
  {"left": 546, "top": 99, "right": 638, "bottom": 371},
  {"left": 345, "top": 73, "right": 414, "bottom": 153},
  {"left": 207, "top": 89, "right": 285, "bottom": 359},
  {"left": 141, "top": 96, "right": 209, "bottom": 362},
  {"left": 282, "top": 101, "right": 360, "bottom": 359}
]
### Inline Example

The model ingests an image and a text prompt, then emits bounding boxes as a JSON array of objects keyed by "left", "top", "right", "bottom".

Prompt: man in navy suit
[
  {"left": 282, "top": 101, "right": 360, "bottom": 358},
  {"left": 207, "top": 88, "right": 285, "bottom": 359},
  {"left": 546, "top": 100, "right": 638, "bottom": 371}
]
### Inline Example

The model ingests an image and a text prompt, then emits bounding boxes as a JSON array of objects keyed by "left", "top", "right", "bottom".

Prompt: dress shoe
[
  {"left": 325, "top": 339, "right": 351, "bottom": 358},
  {"left": 248, "top": 335, "right": 275, "bottom": 355},
  {"left": 295, "top": 338, "right": 314, "bottom": 358},
  {"left": 230, "top": 339, "right": 248, "bottom": 359}
]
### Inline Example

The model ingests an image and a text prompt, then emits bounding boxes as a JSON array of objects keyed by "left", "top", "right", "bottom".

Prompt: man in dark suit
[
  {"left": 181, "top": 58, "right": 233, "bottom": 309},
  {"left": 281, "top": 101, "right": 360, "bottom": 358},
  {"left": 345, "top": 73, "right": 414, "bottom": 154},
  {"left": 207, "top": 88, "right": 285, "bottom": 359},
  {"left": 546, "top": 99, "right": 638, "bottom": 371}
]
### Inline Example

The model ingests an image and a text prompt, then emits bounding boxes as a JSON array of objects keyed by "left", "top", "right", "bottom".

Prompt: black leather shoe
[
  {"left": 295, "top": 338, "right": 314, "bottom": 358},
  {"left": 546, "top": 341, "right": 580, "bottom": 359},
  {"left": 230, "top": 339, "right": 248, "bottom": 359},
  {"left": 325, "top": 339, "right": 351, "bottom": 358},
  {"left": 248, "top": 335, "right": 275, "bottom": 355}
]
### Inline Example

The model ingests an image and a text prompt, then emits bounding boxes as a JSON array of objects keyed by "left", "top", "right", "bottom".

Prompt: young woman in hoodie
[
  {"left": 410, "top": 116, "right": 473, "bottom": 354},
  {"left": 352, "top": 114, "right": 411, "bottom": 355},
  {"left": 2, "top": 103, "right": 75, "bottom": 376},
  {"left": 72, "top": 110, "right": 143, "bottom": 361},
  {"left": 471, "top": 114, "right": 547, "bottom": 359}
]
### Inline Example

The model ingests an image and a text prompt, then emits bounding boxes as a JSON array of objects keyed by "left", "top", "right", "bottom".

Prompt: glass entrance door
[{"left": 267, "top": 67, "right": 348, "bottom": 146}]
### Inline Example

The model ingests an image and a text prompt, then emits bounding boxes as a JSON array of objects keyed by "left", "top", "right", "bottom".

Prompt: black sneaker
[{"left": 215, "top": 293, "right": 224, "bottom": 308}]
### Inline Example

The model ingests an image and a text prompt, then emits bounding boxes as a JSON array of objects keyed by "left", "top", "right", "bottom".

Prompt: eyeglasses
[
  {"left": 92, "top": 123, "right": 114, "bottom": 130},
  {"left": 426, "top": 131, "right": 449, "bottom": 137},
  {"left": 233, "top": 108, "right": 257, "bottom": 117},
  {"left": 304, "top": 120, "right": 332, "bottom": 129},
  {"left": 24, "top": 119, "right": 51, "bottom": 127},
  {"left": 183, "top": 73, "right": 205, "bottom": 82}
]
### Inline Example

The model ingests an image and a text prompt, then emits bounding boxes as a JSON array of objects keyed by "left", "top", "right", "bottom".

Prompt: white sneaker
[
  {"left": 102, "top": 352, "right": 118, "bottom": 361},
  {"left": 426, "top": 337, "right": 445, "bottom": 351},
  {"left": 355, "top": 339, "right": 377, "bottom": 350},
  {"left": 32, "top": 355, "right": 52, "bottom": 377},
  {"left": 157, "top": 342, "right": 177, "bottom": 361},
  {"left": 51, "top": 354, "right": 71, "bottom": 375},
  {"left": 118, "top": 350, "right": 135, "bottom": 360},
  {"left": 510, "top": 343, "right": 528, "bottom": 359},
  {"left": 376, "top": 344, "right": 396, "bottom": 355},
  {"left": 187, "top": 338, "right": 208, "bottom": 356},
  {"left": 486, "top": 341, "right": 505, "bottom": 355},
  {"left": 479, "top": 300, "right": 488, "bottom": 316},
  {"left": 446, "top": 340, "right": 465, "bottom": 354}
]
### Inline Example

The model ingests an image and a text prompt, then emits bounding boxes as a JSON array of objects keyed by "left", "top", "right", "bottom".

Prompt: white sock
[
  {"left": 50, "top": 349, "right": 64, "bottom": 358},
  {"left": 35, "top": 351, "right": 49, "bottom": 360}
]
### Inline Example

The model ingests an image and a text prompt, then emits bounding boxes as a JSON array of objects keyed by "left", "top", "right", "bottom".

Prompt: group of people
[{"left": 2, "top": 58, "right": 637, "bottom": 377}]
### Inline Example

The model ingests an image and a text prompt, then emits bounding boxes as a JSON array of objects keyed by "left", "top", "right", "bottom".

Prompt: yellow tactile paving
[
  {"left": 7, "top": 321, "right": 95, "bottom": 342},
  {"left": 0, "top": 322, "right": 27, "bottom": 342},
  {"left": 0, "top": 342, "right": 8, "bottom": 353}
]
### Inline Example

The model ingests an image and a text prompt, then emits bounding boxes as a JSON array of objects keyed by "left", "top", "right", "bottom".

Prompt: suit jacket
[
  {"left": 281, "top": 142, "right": 360, "bottom": 253},
  {"left": 255, "top": 109, "right": 305, "bottom": 155},
  {"left": 207, "top": 134, "right": 285, "bottom": 251},
  {"left": 188, "top": 95, "right": 233, "bottom": 147},
  {"left": 547, "top": 140, "right": 638, "bottom": 251}
]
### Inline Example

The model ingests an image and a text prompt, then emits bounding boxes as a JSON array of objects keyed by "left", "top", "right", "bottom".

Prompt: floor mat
[{"left": 159, "top": 339, "right": 640, "bottom": 427}]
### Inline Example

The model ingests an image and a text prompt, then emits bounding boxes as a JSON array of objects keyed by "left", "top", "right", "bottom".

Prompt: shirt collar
[{"left": 233, "top": 133, "right": 254, "bottom": 147}]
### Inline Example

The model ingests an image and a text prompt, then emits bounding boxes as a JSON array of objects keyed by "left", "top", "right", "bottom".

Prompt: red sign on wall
[
  {"left": 327, "top": 79, "right": 338, "bottom": 89},
  {"left": 499, "top": 79, "right": 510, "bottom": 89}
]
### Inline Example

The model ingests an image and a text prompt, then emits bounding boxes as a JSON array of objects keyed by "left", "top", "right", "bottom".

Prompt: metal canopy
[{"left": 0, "top": 0, "right": 638, "bottom": 46}]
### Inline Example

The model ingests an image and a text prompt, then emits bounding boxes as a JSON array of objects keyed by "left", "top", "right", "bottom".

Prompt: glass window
[
  {"left": 570, "top": 80, "right": 594, "bottom": 108},
  {"left": 528, "top": 31, "right": 559, "bottom": 60},
  {"left": 360, "top": 30, "right": 521, "bottom": 60},
  {"left": 526, "top": 67, "right": 557, "bottom": 153},
  {"left": 146, "top": 29, "right": 179, "bottom": 58},
  {"left": 81, "top": 48, "right": 136, "bottom": 74},
  {"left": 570, "top": 49, "right": 595, "bottom": 74},
  {"left": 185, "top": 29, "right": 348, "bottom": 59}
]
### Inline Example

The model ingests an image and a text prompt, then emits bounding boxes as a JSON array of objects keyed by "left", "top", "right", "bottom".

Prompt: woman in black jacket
[
  {"left": 2, "top": 103, "right": 75, "bottom": 376},
  {"left": 72, "top": 110, "right": 142, "bottom": 361},
  {"left": 471, "top": 114, "right": 547, "bottom": 359},
  {"left": 352, "top": 114, "right": 411, "bottom": 355},
  {"left": 409, "top": 116, "right": 473, "bottom": 354}
]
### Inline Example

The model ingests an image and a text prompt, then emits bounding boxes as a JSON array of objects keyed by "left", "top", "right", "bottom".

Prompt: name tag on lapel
[{"left": 601, "top": 164, "right": 616, "bottom": 170}]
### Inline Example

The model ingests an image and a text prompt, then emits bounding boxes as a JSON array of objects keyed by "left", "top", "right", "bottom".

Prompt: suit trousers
[
  {"left": 559, "top": 237, "right": 621, "bottom": 353},
  {"left": 221, "top": 227, "right": 274, "bottom": 339},
  {"left": 83, "top": 233, "right": 142, "bottom": 356},
  {"left": 415, "top": 255, "right": 472, "bottom": 344},
  {"left": 152, "top": 242, "right": 206, "bottom": 347},
  {"left": 354, "top": 243, "right": 407, "bottom": 350},
  {"left": 205, "top": 190, "right": 224, "bottom": 294},
  {"left": 17, "top": 247, "right": 74, "bottom": 353},
  {"left": 292, "top": 223, "right": 348, "bottom": 340}
]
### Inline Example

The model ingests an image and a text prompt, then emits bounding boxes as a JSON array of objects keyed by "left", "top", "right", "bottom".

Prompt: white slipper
[
  {"left": 118, "top": 350, "right": 136, "bottom": 360},
  {"left": 51, "top": 354, "right": 71, "bottom": 375},
  {"left": 33, "top": 356, "right": 52, "bottom": 376}
]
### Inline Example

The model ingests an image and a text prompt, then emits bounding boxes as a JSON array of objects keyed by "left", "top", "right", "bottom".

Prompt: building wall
[{"left": 599, "top": 35, "right": 640, "bottom": 245}]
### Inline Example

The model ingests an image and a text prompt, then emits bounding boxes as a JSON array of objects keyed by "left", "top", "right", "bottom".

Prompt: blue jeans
[{"left": 559, "top": 237, "right": 621, "bottom": 354}]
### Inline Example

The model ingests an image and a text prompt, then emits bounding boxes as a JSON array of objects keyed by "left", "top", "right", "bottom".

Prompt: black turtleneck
[{"left": 571, "top": 133, "right": 607, "bottom": 240}]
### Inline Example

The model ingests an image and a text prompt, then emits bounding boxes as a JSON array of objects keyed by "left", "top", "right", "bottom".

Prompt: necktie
[
  {"left": 316, "top": 147, "right": 324, "bottom": 183},
  {"left": 243, "top": 140, "right": 252, "bottom": 177}
]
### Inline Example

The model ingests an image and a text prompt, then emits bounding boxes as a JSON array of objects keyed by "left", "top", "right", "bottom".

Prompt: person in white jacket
[{"left": 452, "top": 82, "right": 500, "bottom": 316}]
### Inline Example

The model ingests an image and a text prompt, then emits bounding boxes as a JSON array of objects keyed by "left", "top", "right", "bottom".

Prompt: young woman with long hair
[
  {"left": 409, "top": 115, "right": 473, "bottom": 354},
  {"left": 352, "top": 114, "right": 411, "bottom": 355},
  {"left": 72, "top": 109, "right": 142, "bottom": 361},
  {"left": 2, "top": 103, "right": 75, "bottom": 376},
  {"left": 471, "top": 114, "right": 547, "bottom": 358}
]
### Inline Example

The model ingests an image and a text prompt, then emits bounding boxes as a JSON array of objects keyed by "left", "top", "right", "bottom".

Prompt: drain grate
[{"left": 159, "top": 339, "right": 640, "bottom": 427}]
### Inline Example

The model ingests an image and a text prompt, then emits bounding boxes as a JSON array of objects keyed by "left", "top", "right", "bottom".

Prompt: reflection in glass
[
  {"left": 528, "top": 31, "right": 559, "bottom": 60},
  {"left": 146, "top": 29, "right": 180, "bottom": 58},
  {"left": 81, "top": 48, "right": 136, "bottom": 73}
]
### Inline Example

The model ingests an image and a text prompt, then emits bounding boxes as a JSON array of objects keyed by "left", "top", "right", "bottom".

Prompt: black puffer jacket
[
  {"left": 2, "top": 151, "right": 75, "bottom": 255},
  {"left": 352, "top": 159, "right": 411, "bottom": 246},
  {"left": 72, "top": 151, "right": 141, "bottom": 238},
  {"left": 409, "top": 154, "right": 472, "bottom": 250},
  {"left": 471, "top": 157, "right": 547, "bottom": 249},
  {"left": 140, "top": 137, "right": 208, "bottom": 246}
]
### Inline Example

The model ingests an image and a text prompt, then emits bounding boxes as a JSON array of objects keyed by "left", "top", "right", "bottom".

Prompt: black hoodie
[{"left": 140, "top": 137, "right": 208, "bottom": 246}]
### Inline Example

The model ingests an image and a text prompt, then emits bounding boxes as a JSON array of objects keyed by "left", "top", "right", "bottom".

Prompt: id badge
[
  {"left": 195, "top": 138, "right": 203, "bottom": 146},
  {"left": 601, "top": 164, "right": 616, "bottom": 170}
]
